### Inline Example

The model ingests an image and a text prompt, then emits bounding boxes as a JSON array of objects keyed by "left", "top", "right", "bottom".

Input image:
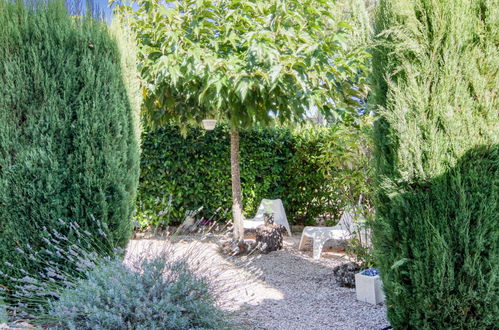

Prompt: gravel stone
[{"left": 126, "top": 235, "right": 389, "bottom": 330}]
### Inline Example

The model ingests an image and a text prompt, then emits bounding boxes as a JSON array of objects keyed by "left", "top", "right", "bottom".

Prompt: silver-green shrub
[
  {"left": 47, "top": 254, "right": 230, "bottom": 330},
  {"left": 1, "top": 218, "right": 232, "bottom": 328},
  {"left": 0, "top": 299, "right": 6, "bottom": 324}
]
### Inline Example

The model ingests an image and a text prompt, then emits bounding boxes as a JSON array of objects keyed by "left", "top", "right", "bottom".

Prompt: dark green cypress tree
[
  {"left": 0, "top": 0, "right": 140, "bottom": 284},
  {"left": 371, "top": 0, "right": 498, "bottom": 328}
]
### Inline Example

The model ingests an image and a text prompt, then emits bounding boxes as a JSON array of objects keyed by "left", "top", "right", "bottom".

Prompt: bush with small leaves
[
  {"left": 46, "top": 255, "right": 230, "bottom": 330},
  {"left": 0, "top": 299, "right": 6, "bottom": 324},
  {"left": 1, "top": 217, "right": 232, "bottom": 329},
  {"left": 138, "top": 121, "right": 373, "bottom": 227}
]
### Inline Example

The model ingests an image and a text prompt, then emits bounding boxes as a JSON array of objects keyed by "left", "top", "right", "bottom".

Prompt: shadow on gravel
[
  {"left": 220, "top": 238, "right": 389, "bottom": 330},
  {"left": 126, "top": 233, "right": 389, "bottom": 330}
]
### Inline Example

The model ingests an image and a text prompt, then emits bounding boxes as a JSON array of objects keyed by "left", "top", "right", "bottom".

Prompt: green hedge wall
[
  {"left": 138, "top": 122, "right": 371, "bottom": 227},
  {"left": 371, "top": 0, "right": 498, "bottom": 327},
  {"left": 139, "top": 124, "right": 288, "bottom": 225},
  {"left": 0, "top": 0, "right": 140, "bottom": 286}
]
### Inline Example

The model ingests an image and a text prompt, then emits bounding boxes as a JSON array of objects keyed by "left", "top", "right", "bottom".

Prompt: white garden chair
[
  {"left": 298, "top": 210, "right": 358, "bottom": 259},
  {"left": 243, "top": 199, "right": 292, "bottom": 236}
]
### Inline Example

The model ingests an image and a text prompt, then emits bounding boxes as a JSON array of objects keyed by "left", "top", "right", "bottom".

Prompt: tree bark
[{"left": 230, "top": 128, "right": 244, "bottom": 241}]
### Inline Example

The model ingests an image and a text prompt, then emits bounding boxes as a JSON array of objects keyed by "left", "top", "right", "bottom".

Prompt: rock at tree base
[
  {"left": 220, "top": 239, "right": 254, "bottom": 256},
  {"left": 220, "top": 214, "right": 286, "bottom": 256},
  {"left": 255, "top": 224, "right": 286, "bottom": 254},
  {"left": 332, "top": 262, "right": 362, "bottom": 288}
]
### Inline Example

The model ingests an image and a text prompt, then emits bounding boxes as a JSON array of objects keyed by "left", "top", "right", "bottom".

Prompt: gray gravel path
[{"left": 126, "top": 235, "right": 389, "bottom": 330}]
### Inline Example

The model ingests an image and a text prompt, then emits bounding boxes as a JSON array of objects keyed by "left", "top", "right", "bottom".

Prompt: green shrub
[
  {"left": 138, "top": 122, "right": 371, "bottom": 227},
  {"left": 371, "top": 0, "right": 498, "bottom": 327},
  {"left": 0, "top": 0, "right": 140, "bottom": 286},
  {"left": 47, "top": 255, "right": 230, "bottom": 329},
  {"left": 0, "top": 299, "right": 6, "bottom": 324},
  {"left": 138, "top": 124, "right": 290, "bottom": 226},
  {"left": 110, "top": 14, "right": 142, "bottom": 149},
  {"left": 381, "top": 146, "right": 497, "bottom": 328},
  {"left": 2, "top": 222, "right": 230, "bottom": 329}
]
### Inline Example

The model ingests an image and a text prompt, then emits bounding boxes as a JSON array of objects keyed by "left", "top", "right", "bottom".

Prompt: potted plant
[
  {"left": 355, "top": 267, "right": 385, "bottom": 304},
  {"left": 201, "top": 119, "right": 217, "bottom": 130}
]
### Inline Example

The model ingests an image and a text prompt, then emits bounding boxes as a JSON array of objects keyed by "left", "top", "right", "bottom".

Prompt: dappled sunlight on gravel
[{"left": 126, "top": 235, "right": 388, "bottom": 330}]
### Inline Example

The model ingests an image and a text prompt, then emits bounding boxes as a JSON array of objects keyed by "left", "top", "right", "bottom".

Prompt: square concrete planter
[{"left": 355, "top": 271, "right": 385, "bottom": 304}]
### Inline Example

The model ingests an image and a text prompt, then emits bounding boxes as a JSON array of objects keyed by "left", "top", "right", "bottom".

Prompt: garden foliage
[
  {"left": 371, "top": 0, "right": 498, "bottom": 327},
  {"left": 47, "top": 255, "right": 230, "bottom": 329},
  {"left": 0, "top": 299, "right": 6, "bottom": 324},
  {"left": 138, "top": 122, "right": 371, "bottom": 227},
  {"left": 0, "top": 0, "right": 140, "bottom": 285},
  {"left": 115, "top": 0, "right": 370, "bottom": 128},
  {"left": 1, "top": 220, "right": 230, "bottom": 329},
  {"left": 115, "top": 0, "right": 372, "bottom": 239}
]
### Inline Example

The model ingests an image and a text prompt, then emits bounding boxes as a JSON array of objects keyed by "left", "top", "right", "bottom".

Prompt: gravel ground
[{"left": 126, "top": 235, "right": 389, "bottom": 330}]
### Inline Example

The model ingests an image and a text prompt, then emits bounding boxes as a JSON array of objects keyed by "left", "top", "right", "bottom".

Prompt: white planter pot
[
  {"left": 202, "top": 119, "right": 217, "bottom": 130},
  {"left": 355, "top": 271, "right": 385, "bottom": 304}
]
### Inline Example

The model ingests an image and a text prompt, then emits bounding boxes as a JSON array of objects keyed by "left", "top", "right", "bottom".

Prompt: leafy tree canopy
[{"left": 114, "top": 0, "right": 369, "bottom": 128}]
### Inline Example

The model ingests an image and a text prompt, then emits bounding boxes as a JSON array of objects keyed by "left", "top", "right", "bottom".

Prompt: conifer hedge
[
  {"left": 0, "top": 0, "right": 140, "bottom": 283},
  {"left": 371, "top": 0, "right": 498, "bottom": 328}
]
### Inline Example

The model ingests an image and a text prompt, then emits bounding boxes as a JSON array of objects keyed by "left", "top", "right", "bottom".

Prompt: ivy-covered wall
[{"left": 137, "top": 122, "right": 371, "bottom": 227}]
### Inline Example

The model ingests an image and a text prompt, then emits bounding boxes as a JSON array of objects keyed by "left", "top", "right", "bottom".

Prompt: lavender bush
[
  {"left": 47, "top": 256, "right": 230, "bottom": 329},
  {"left": 0, "top": 299, "right": 6, "bottom": 324},
  {"left": 0, "top": 219, "right": 113, "bottom": 321},
  {"left": 1, "top": 218, "right": 233, "bottom": 329}
]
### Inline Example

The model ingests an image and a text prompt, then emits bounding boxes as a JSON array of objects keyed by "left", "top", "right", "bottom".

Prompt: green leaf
[
  {"left": 391, "top": 258, "right": 410, "bottom": 270},
  {"left": 115, "top": 0, "right": 370, "bottom": 128}
]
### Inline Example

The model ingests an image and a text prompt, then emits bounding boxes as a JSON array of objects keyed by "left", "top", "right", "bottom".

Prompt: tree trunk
[{"left": 230, "top": 128, "right": 244, "bottom": 241}]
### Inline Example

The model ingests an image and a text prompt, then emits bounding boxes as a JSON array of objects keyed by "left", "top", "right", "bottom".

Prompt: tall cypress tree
[
  {"left": 0, "top": 0, "right": 140, "bottom": 284},
  {"left": 371, "top": 0, "right": 498, "bottom": 328}
]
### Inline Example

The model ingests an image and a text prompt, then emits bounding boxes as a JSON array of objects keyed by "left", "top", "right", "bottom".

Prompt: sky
[
  {"left": 93, "top": 0, "right": 115, "bottom": 23},
  {"left": 97, "top": 0, "right": 114, "bottom": 22},
  {"left": 83, "top": 0, "right": 173, "bottom": 24},
  {"left": 65, "top": 0, "right": 116, "bottom": 24}
]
